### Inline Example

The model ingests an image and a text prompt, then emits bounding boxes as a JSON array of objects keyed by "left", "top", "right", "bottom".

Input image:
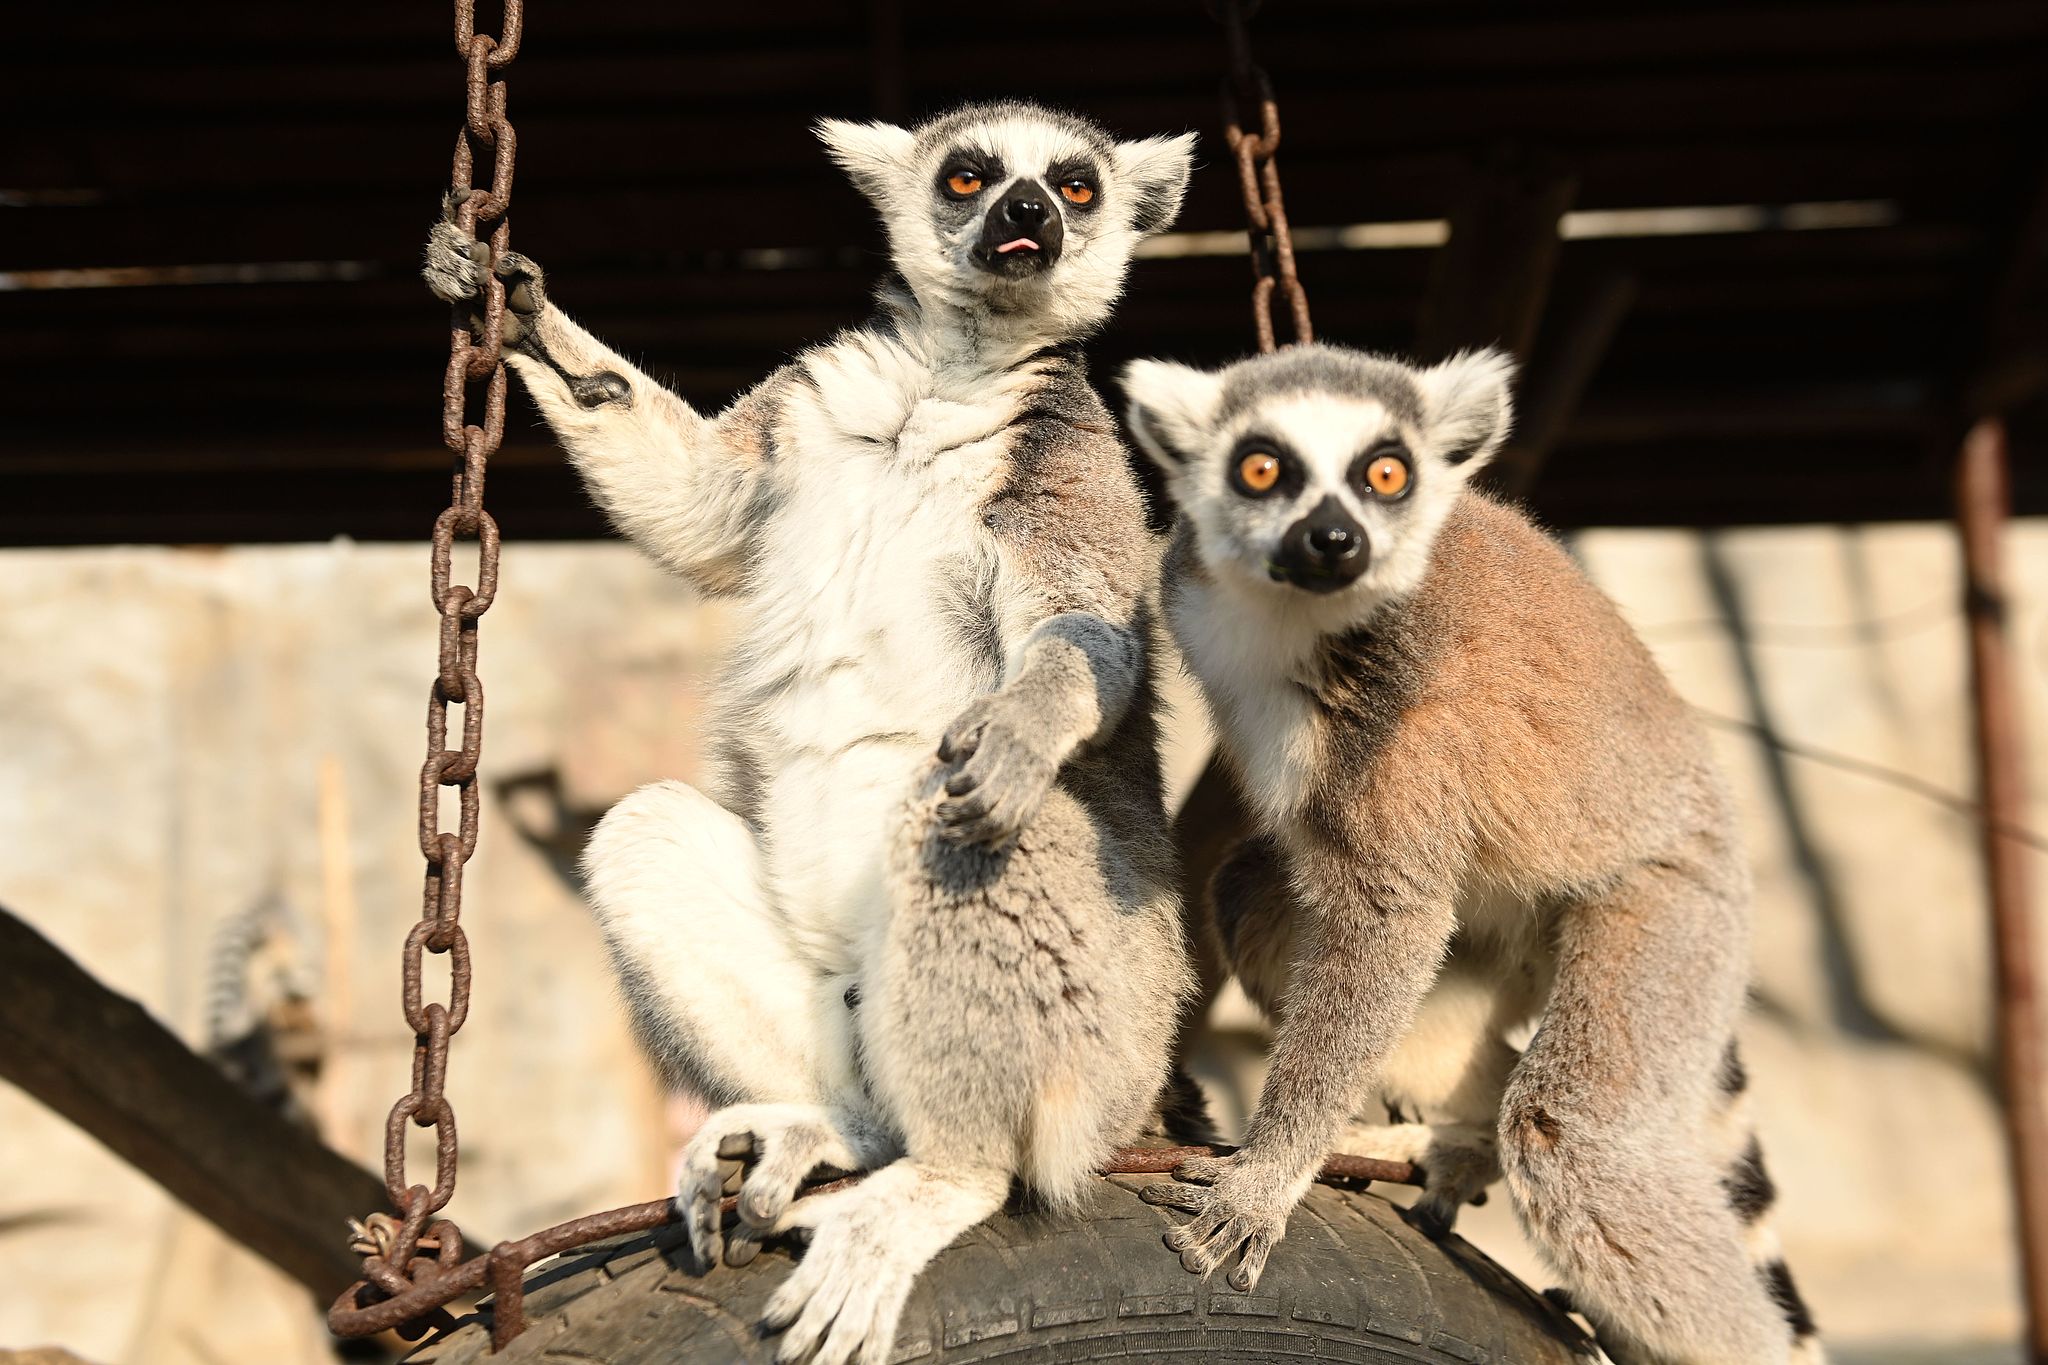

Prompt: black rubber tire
[{"left": 405, "top": 1177, "right": 1595, "bottom": 1364}]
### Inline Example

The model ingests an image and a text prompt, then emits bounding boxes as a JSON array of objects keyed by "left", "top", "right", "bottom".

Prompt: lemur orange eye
[
  {"left": 1237, "top": 451, "right": 1282, "bottom": 494},
  {"left": 1365, "top": 454, "right": 1410, "bottom": 498},
  {"left": 1059, "top": 179, "right": 1095, "bottom": 205},
  {"left": 946, "top": 170, "right": 984, "bottom": 196}
]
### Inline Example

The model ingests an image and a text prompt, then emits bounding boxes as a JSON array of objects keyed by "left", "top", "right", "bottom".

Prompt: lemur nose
[
  {"left": 1006, "top": 196, "right": 1048, "bottom": 227},
  {"left": 1306, "top": 523, "right": 1360, "bottom": 563}
]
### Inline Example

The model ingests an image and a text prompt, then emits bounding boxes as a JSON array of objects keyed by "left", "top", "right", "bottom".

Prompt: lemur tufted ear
[
  {"left": 815, "top": 118, "right": 917, "bottom": 204},
  {"left": 1122, "top": 358, "right": 1225, "bottom": 468},
  {"left": 1114, "top": 133, "right": 1198, "bottom": 236},
  {"left": 1415, "top": 348, "right": 1517, "bottom": 472}
]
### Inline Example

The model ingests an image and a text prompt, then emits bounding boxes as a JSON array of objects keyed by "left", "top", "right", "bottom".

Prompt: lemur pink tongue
[{"left": 996, "top": 238, "right": 1040, "bottom": 254}]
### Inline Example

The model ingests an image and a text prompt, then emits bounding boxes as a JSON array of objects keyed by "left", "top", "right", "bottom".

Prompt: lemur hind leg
[
  {"left": 761, "top": 780, "right": 1186, "bottom": 1365},
  {"left": 582, "top": 781, "right": 894, "bottom": 1269},
  {"left": 1337, "top": 1119, "right": 1500, "bottom": 1236},
  {"left": 1500, "top": 855, "right": 1797, "bottom": 1365}
]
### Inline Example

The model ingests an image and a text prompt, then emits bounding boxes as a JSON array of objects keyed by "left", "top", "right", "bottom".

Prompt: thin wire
[
  {"left": 1692, "top": 706, "right": 2048, "bottom": 856},
  {"left": 1638, "top": 597, "right": 1960, "bottom": 648}
]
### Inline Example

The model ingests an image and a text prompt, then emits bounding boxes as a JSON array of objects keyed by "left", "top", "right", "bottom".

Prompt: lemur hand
[
  {"left": 934, "top": 692, "right": 1061, "bottom": 846},
  {"left": 1140, "top": 1150, "right": 1300, "bottom": 1292},
  {"left": 421, "top": 190, "right": 546, "bottom": 347}
]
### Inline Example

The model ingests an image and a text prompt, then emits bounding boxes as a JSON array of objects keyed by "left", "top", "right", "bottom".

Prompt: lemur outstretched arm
[
  {"left": 1142, "top": 833, "right": 1459, "bottom": 1291},
  {"left": 423, "top": 210, "right": 776, "bottom": 594}
]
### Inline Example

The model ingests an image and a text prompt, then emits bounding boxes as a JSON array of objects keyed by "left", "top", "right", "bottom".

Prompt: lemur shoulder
[
  {"left": 426, "top": 102, "right": 1202, "bottom": 1365},
  {"left": 1124, "top": 344, "right": 1822, "bottom": 1365}
]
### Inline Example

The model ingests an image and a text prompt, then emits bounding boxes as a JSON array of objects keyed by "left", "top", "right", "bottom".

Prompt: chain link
[{"left": 1218, "top": 0, "right": 1311, "bottom": 351}]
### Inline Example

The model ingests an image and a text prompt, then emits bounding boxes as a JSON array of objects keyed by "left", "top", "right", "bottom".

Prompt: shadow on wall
[{"left": 495, "top": 768, "right": 610, "bottom": 892}]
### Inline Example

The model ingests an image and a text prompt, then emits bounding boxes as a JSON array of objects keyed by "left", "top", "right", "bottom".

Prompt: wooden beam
[
  {"left": 0, "top": 904, "right": 453, "bottom": 1299},
  {"left": 1487, "top": 270, "right": 1636, "bottom": 497},
  {"left": 1416, "top": 149, "right": 1577, "bottom": 363}
]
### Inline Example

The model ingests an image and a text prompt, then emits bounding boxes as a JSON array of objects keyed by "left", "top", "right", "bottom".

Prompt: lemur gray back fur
[
  {"left": 1124, "top": 343, "right": 1823, "bottom": 1365},
  {"left": 424, "top": 101, "right": 1200, "bottom": 1365}
]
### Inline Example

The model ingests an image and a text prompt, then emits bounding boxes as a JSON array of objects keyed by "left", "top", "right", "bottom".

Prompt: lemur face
[
  {"left": 817, "top": 103, "right": 1194, "bottom": 328},
  {"left": 1125, "top": 344, "right": 1516, "bottom": 617}
]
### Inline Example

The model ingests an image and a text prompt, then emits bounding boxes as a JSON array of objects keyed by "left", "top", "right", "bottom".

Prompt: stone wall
[{"left": 0, "top": 522, "right": 2041, "bottom": 1362}]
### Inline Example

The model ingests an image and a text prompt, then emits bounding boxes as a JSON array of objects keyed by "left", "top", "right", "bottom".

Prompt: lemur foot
[
  {"left": 763, "top": 1162, "right": 1005, "bottom": 1365},
  {"left": 423, "top": 216, "right": 489, "bottom": 305},
  {"left": 674, "top": 1103, "right": 866, "bottom": 1271},
  {"left": 760, "top": 1183, "right": 916, "bottom": 1365},
  {"left": 1139, "top": 1151, "right": 1296, "bottom": 1292},
  {"left": 1339, "top": 1121, "right": 1500, "bottom": 1236},
  {"left": 934, "top": 694, "right": 1060, "bottom": 846}
]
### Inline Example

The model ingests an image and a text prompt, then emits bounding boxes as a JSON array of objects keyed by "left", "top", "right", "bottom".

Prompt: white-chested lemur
[{"left": 425, "top": 102, "right": 1202, "bottom": 1365}]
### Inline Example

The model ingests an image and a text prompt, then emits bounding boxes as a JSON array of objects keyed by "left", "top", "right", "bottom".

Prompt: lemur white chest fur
[
  {"left": 1163, "top": 568, "right": 1323, "bottom": 832},
  {"left": 716, "top": 339, "right": 1038, "bottom": 970}
]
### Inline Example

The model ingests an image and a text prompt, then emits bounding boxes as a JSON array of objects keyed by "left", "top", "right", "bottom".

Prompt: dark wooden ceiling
[{"left": 5, "top": 0, "right": 2046, "bottom": 544}]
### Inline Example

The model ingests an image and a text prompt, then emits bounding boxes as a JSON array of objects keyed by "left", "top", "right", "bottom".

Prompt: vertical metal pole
[{"left": 1958, "top": 415, "right": 2048, "bottom": 1364}]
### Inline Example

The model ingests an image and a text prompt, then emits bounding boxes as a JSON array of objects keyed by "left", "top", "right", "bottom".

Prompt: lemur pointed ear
[
  {"left": 1416, "top": 348, "right": 1517, "bottom": 472},
  {"left": 1114, "top": 133, "right": 1198, "bottom": 236},
  {"left": 1122, "top": 358, "right": 1224, "bottom": 467},
  {"left": 815, "top": 118, "right": 916, "bottom": 203}
]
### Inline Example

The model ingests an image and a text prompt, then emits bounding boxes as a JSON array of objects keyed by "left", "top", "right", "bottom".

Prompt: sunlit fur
[
  {"left": 425, "top": 101, "right": 1197, "bottom": 1365},
  {"left": 1126, "top": 344, "right": 1824, "bottom": 1365}
]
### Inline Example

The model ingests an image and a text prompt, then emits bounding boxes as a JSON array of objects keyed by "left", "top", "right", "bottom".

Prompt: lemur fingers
[
  {"left": 1141, "top": 1156, "right": 1292, "bottom": 1291},
  {"left": 934, "top": 697, "right": 1058, "bottom": 846},
  {"left": 1168, "top": 1152, "right": 1237, "bottom": 1185}
]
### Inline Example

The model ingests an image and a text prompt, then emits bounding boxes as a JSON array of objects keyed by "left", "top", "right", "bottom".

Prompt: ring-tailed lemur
[
  {"left": 1121, "top": 344, "right": 1822, "bottom": 1365},
  {"left": 424, "top": 102, "right": 1199, "bottom": 1365}
]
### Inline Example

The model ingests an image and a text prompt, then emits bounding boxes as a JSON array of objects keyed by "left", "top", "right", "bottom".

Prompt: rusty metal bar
[{"left": 1958, "top": 416, "right": 2048, "bottom": 1365}]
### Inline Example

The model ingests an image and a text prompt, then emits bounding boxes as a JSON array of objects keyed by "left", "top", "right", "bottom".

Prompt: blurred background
[{"left": 3, "top": 2, "right": 2046, "bottom": 1363}]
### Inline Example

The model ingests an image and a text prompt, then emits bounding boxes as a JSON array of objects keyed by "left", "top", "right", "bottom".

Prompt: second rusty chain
[{"left": 1219, "top": 0, "right": 1311, "bottom": 352}]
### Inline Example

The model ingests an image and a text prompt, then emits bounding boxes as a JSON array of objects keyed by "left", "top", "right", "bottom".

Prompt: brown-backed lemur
[
  {"left": 1122, "top": 343, "right": 1822, "bottom": 1365},
  {"left": 425, "top": 102, "right": 1203, "bottom": 1365}
]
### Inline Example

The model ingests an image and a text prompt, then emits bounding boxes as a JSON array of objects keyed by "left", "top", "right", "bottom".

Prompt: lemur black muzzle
[
  {"left": 1271, "top": 496, "right": 1369, "bottom": 593},
  {"left": 973, "top": 179, "right": 1064, "bottom": 277}
]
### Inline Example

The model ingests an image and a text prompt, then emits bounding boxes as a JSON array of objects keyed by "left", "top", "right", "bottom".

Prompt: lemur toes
[{"left": 1227, "top": 1229, "right": 1276, "bottom": 1291}]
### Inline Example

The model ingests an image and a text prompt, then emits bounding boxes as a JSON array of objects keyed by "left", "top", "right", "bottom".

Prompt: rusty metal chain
[
  {"left": 330, "top": 0, "right": 518, "bottom": 1345},
  {"left": 1218, "top": 0, "right": 1311, "bottom": 351}
]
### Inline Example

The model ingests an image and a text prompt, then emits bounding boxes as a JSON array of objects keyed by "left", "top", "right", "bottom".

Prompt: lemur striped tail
[{"left": 1710, "top": 1041, "right": 1824, "bottom": 1364}]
